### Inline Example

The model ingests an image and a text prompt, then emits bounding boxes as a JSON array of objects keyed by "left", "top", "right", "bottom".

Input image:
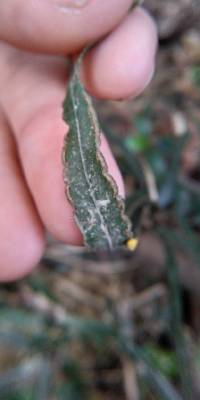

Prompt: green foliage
[
  {"left": 143, "top": 344, "right": 177, "bottom": 379},
  {"left": 5, "top": 392, "right": 33, "bottom": 400},
  {"left": 161, "top": 233, "right": 193, "bottom": 399},
  {"left": 125, "top": 133, "right": 151, "bottom": 153},
  {"left": 189, "top": 65, "right": 200, "bottom": 87},
  {"left": 102, "top": 107, "right": 199, "bottom": 398},
  {"left": 57, "top": 359, "right": 89, "bottom": 400}
]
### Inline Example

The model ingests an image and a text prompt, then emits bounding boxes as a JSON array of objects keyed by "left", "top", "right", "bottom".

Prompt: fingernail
[
  {"left": 126, "top": 62, "right": 155, "bottom": 100},
  {"left": 50, "top": 0, "right": 91, "bottom": 9},
  {"left": 141, "top": 62, "right": 155, "bottom": 91}
]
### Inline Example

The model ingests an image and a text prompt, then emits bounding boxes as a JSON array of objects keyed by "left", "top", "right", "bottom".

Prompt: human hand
[{"left": 0, "top": 0, "right": 157, "bottom": 281}]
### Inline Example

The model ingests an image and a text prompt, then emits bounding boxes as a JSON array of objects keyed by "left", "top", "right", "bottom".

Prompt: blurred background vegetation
[{"left": 0, "top": 0, "right": 200, "bottom": 399}]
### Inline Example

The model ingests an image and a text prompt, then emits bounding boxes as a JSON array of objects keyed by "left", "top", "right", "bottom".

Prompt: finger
[
  {"left": 0, "top": 112, "right": 45, "bottom": 282},
  {"left": 0, "top": 48, "right": 82, "bottom": 244},
  {"left": 0, "top": 7, "right": 157, "bottom": 127},
  {"left": 11, "top": 104, "right": 124, "bottom": 244},
  {"left": 0, "top": 0, "right": 133, "bottom": 54},
  {"left": 82, "top": 7, "right": 158, "bottom": 99}
]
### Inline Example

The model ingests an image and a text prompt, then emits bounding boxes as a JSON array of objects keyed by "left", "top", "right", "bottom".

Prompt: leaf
[{"left": 62, "top": 66, "right": 132, "bottom": 249}]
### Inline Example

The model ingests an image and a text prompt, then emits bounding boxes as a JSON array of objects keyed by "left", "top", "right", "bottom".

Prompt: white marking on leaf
[{"left": 70, "top": 82, "right": 114, "bottom": 249}]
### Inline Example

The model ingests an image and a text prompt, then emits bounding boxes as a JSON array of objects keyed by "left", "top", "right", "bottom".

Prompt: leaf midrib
[{"left": 70, "top": 80, "right": 113, "bottom": 249}]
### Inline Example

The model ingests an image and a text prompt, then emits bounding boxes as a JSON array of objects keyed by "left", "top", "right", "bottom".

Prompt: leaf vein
[{"left": 71, "top": 81, "right": 113, "bottom": 249}]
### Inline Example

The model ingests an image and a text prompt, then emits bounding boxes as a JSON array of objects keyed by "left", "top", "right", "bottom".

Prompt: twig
[
  {"left": 129, "top": 283, "right": 167, "bottom": 311},
  {"left": 117, "top": 300, "right": 140, "bottom": 400},
  {"left": 122, "top": 357, "right": 140, "bottom": 400},
  {"left": 54, "top": 278, "right": 105, "bottom": 310},
  {"left": 178, "top": 174, "right": 200, "bottom": 195},
  {"left": 139, "top": 155, "right": 159, "bottom": 204},
  {"left": 43, "top": 242, "right": 139, "bottom": 275},
  {"left": 159, "top": 0, "right": 200, "bottom": 41},
  {"left": 146, "top": 0, "right": 200, "bottom": 41},
  {"left": 120, "top": 342, "right": 183, "bottom": 400}
]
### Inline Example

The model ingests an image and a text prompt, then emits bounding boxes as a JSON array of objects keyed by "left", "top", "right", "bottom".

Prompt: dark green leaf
[{"left": 62, "top": 67, "right": 132, "bottom": 249}]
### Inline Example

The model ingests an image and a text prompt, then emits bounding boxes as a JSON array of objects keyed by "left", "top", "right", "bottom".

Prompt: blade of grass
[
  {"left": 115, "top": 299, "right": 181, "bottom": 400},
  {"left": 159, "top": 229, "right": 194, "bottom": 399},
  {"left": 118, "top": 341, "right": 183, "bottom": 400},
  {"left": 100, "top": 122, "right": 147, "bottom": 189}
]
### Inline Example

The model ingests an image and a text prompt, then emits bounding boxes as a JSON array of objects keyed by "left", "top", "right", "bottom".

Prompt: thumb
[{"left": 0, "top": 0, "right": 133, "bottom": 54}]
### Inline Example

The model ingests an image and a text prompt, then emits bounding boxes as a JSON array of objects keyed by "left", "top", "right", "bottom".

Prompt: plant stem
[{"left": 160, "top": 230, "right": 194, "bottom": 399}]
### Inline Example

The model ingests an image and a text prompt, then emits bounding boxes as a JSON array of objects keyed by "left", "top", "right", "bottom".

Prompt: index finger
[{"left": 0, "top": 0, "right": 133, "bottom": 54}]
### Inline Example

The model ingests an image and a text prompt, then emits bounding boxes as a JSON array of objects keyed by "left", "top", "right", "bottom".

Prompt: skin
[{"left": 0, "top": 0, "right": 157, "bottom": 281}]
